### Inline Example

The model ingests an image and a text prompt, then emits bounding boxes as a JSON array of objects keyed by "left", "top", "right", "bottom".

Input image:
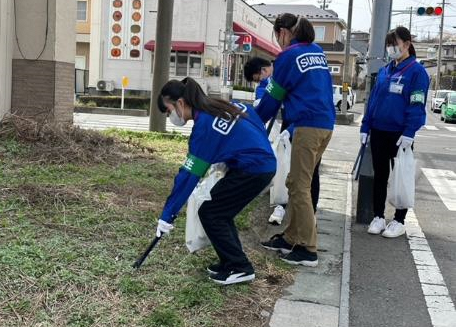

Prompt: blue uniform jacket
[
  {"left": 255, "top": 40, "right": 335, "bottom": 131},
  {"left": 361, "top": 56, "right": 429, "bottom": 138},
  {"left": 159, "top": 103, "right": 277, "bottom": 223}
]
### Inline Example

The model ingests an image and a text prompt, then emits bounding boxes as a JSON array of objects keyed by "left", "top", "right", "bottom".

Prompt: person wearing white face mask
[
  {"left": 360, "top": 26, "right": 429, "bottom": 238},
  {"left": 155, "top": 77, "right": 277, "bottom": 285}
]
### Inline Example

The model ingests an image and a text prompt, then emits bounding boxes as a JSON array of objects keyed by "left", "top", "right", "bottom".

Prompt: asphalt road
[{"left": 341, "top": 99, "right": 456, "bottom": 327}]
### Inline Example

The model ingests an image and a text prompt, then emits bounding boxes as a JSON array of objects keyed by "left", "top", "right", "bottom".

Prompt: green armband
[
  {"left": 182, "top": 154, "right": 210, "bottom": 177},
  {"left": 266, "top": 78, "right": 287, "bottom": 101},
  {"left": 410, "top": 91, "right": 425, "bottom": 105}
]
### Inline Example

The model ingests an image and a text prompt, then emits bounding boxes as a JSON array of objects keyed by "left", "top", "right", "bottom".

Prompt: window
[
  {"left": 444, "top": 48, "right": 450, "bottom": 56},
  {"left": 176, "top": 52, "right": 188, "bottom": 76},
  {"left": 328, "top": 65, "right": 340, "bottom": 74},
  {"left": 314, "top": 26, "right": 325, "bottom": 42},
  {"left": 77, "top": 1, "right": 88, "bottom": 21},
  {"left": 151, "top": 51, "right": 202, "bottom": 77},
  {"left": 75, "top": 56, "right": 86, "bottom": 70}
]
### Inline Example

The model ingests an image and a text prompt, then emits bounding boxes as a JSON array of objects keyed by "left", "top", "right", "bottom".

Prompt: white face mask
[
  {"left": 387, "top": 45, "right": 403, "bottom": 60},
  {"left": 169, "top": 108, "right": 186, "bottom": 126}
]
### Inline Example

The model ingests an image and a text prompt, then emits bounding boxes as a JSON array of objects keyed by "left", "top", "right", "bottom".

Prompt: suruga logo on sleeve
[
  {"left": 296, "top": 52, "right": 329, "bottom": 74},
  {"left": 212, "top": 102, "right": 247, "bottom": 135}
]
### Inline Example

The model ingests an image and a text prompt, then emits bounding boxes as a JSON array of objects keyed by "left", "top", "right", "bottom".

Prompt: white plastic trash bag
[
  {"left": 185, "top": 164, "right": 227, "bottom": 253},
  {"left": 270, "top": 133, "right": 291, "bottom": 205},
  {"left": 268, "top": 120, "right": 281, "bottom": 144},
  {"left": 387, "top": 147, "right": 416, "bottom": 209}
]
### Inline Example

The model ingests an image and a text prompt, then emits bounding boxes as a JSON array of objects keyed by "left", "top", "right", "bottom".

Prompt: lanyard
[{"left": 387, "top": 60, "right": 416, "bottom": 82}]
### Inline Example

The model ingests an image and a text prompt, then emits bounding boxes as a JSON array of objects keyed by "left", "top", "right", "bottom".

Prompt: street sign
[
  {"left": 122, "top": 76, "right": 129, "bottom": 88},
  {"left": 343, "top": 82, "right": 349, "bottom": 93}
]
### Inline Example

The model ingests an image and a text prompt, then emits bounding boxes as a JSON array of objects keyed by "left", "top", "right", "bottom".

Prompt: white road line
[
  {"left": 445, "top": 126, "right": 456, "bottom": 132},
  {"left": 424, "top": 125, "right": 439, "bottom": 131},
  {"left": 422, "top": 168, "right": 456, "bottom": 211},
  {"left": 338, "top": 174, "right": 352, "bottom": 327},
  {"left": 405, "top": 210, "right": 456, "bottom": 327}
]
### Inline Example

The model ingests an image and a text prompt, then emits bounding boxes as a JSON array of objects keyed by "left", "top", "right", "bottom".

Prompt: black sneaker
[
  {"left": 206, "top": 262, "right": 224, "bottom": 275},
  {"left": 280, "top": 245, "right": 318, "bottom": 267},
  {"left": 261, "top": 234, "right": 293, "bottom": 254},
  {"left": 209, "top": 269, "right": 255, "bottom": 285}
]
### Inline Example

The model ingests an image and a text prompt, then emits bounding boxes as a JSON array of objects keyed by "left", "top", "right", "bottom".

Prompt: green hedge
[
  {"left": 233, "top": 85, "right": 255, "bottom": 92},
  {"left": 78, "top": 96, "right": 150, "bottom": 110}
]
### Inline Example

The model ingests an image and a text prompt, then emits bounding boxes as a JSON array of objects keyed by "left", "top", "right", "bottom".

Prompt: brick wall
[
  {"left": 11, "top": 59, "right": 74, "bottom": 123},
  {"left": 54, "top": 62, "right": 75, "bottom": 123}
]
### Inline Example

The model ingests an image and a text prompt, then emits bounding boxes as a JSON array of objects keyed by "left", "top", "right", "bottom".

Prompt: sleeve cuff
[
  {"left": 360, "top": 125, "right": 370, "bottom": 134},
  {"left": 402, "top": 129, "right": 416, "bottom": 138}
]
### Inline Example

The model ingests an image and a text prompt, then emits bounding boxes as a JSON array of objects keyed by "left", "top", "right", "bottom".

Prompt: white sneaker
[
  {"left": 382, "top": 220, "right": 406, "bottom": 238},
  {"left": 269, "top": 205, "right": 285, "bottom": 225},
  {"left": 367, "top": 217, "right": 386, "bottom": 235}
]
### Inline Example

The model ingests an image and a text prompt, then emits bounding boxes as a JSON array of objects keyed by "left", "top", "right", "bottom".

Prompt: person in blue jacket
[
  {"left": 243, "top": 57, "right": 273, "bottom": 106},
  {"left": 155, "top": 77, "right": 276, "bottom": 285},
  {"left": 256, "top": 14, "right": 335, "bottom": 267},
  {"left": 361, "top": 26, "right": 429, "bottom": 238},
  {"left": 244, "top": 57, "right": 322, "bottom": 225}
]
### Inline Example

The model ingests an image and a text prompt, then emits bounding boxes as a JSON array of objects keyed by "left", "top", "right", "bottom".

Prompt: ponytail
[
  {"left": 274, "top": 13, "right": 315, "bottom": 43},
  {"left": 158, "top": 77, "right": 247, "bottom": 120}
]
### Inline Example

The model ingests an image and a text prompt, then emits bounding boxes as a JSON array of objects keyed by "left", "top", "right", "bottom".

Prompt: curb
[
  {"left": 74, "top": 106, "right": 148, "bottom": 117},
  {"left": 338, "top": 174, "right": 353, "bottom": 327},
  {"left": 268, "top": 162, "right": 353, "bottom": 327}
]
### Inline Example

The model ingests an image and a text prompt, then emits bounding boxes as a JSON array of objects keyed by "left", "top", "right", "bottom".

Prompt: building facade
[
  {"left": 86, "top": 0, "right": 281, "bottom": 95},
  {"left": 252, "top": 3, "right": 359, "bottom": 85}
]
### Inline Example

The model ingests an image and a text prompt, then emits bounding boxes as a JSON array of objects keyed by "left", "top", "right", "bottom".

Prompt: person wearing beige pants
[
  {"left": 256, "top": 14, "right": 335, "bottom": 266},
  {"left": 283, "top": 127, "right": 332, "bottom": 253}
]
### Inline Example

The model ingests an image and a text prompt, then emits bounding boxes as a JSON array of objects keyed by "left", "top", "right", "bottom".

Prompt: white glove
[
  {"left": 280, "top": 129, "right": 290, "bottom": 140},
  {"left": 396, "top": 135, "right": 414, "bottom": 149},
  {"left": 360, "top": 133, "right": 368, "bottom": 145},
  {"left": 156, "top": 219, "right": 174, "bottom": 237}
]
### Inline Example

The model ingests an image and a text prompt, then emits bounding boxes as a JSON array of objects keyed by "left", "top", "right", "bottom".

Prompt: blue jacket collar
[{"left": 389, "top": 55, "right": 416, "bottom": 71}]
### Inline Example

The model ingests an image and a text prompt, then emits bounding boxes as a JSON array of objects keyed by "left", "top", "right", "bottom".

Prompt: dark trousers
[
  {"left": 370, "top": 128, "right": 408, "bottom": 223},
  {"left": 198, "top": 169, "right": 275, "bottom": 273},
  {"left": 281, "top": 117, "right": 320, "bottom": 212}
]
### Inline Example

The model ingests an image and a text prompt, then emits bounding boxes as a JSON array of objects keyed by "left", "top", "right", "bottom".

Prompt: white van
[{"left": 333, "top": 85, "right": 356, "bottom": 110}]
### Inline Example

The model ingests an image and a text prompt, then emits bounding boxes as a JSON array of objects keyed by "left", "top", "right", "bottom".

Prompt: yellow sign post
[{"left": 121, "top": 76, "right": 129, "bottom": 109}]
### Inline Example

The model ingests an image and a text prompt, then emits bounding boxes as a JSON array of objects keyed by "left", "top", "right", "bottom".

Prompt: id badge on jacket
[{"left": 389, "top": 82, "right": 404, "bottom": 94}]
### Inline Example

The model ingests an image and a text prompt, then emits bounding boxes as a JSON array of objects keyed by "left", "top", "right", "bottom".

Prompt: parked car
[
  {"left": 440, "top": 91, "right": 456, "bottom": 123},
  {"left": 333, "top": 85, "right": 356, "bottom": 110},
  {"left": 431, "top": 89, "right": 452, "bottom": 113}
]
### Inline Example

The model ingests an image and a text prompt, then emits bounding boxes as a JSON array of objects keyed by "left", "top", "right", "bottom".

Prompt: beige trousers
[{"left": 284, "top": 127, "right": 332, "bottom": 253}]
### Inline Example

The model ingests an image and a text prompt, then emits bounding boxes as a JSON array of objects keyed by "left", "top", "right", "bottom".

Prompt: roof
[
  {"left": 351, "top": 39, "right": 369, "bottom": 56},
  {"left": 252, "top": 4, "right": 339, "bottom": 20}
]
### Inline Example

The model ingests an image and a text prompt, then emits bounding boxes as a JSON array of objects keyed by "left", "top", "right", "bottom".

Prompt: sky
[{"left": 245, "top": 0, "right": 456, "bottom": 40}]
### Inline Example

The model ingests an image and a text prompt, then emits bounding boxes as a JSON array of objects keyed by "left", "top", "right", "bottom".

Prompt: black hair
[
  {"left": 243, "top": 57, "right": 272, "bottom": 82},
  {"left": 274, "top": 13, "right": 315, "bottom": 44},
  {"left": 385, "top": 26, "right": 416, "bottom": 57},
  {"left": 157, "top": 77, "right": 247, "bottom": 120}
]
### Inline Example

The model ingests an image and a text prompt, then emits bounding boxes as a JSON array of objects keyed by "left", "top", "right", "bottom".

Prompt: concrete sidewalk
[{"left": 268, "top": 160, "right": 353, "bottom": 327}]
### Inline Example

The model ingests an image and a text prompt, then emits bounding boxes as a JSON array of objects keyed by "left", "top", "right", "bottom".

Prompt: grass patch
[{"left": 0, "top": 127, "right": 293, "bottom": 327}]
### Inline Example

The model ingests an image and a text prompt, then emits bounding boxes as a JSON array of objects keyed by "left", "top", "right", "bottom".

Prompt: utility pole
[
  {"left": 220, "top": 0, "right": 234, "bottom": 101},
  {"left": 436, "top": 0, "right": 446, "bottom": 91},
  {"left": 340, "top": 0, "right": 354, "bottom": 117},
  {"left": 356, "top": 0, "right": 393, "bottom": 224},
  {"left": 318, "top": 0, "right": 332, "bottom": 10},
  {"left": 409, "top": 6, "right": 413, "bottom": 31},
  {"left": 149, "top": 0, "right": 174, "bottom": 132}
]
